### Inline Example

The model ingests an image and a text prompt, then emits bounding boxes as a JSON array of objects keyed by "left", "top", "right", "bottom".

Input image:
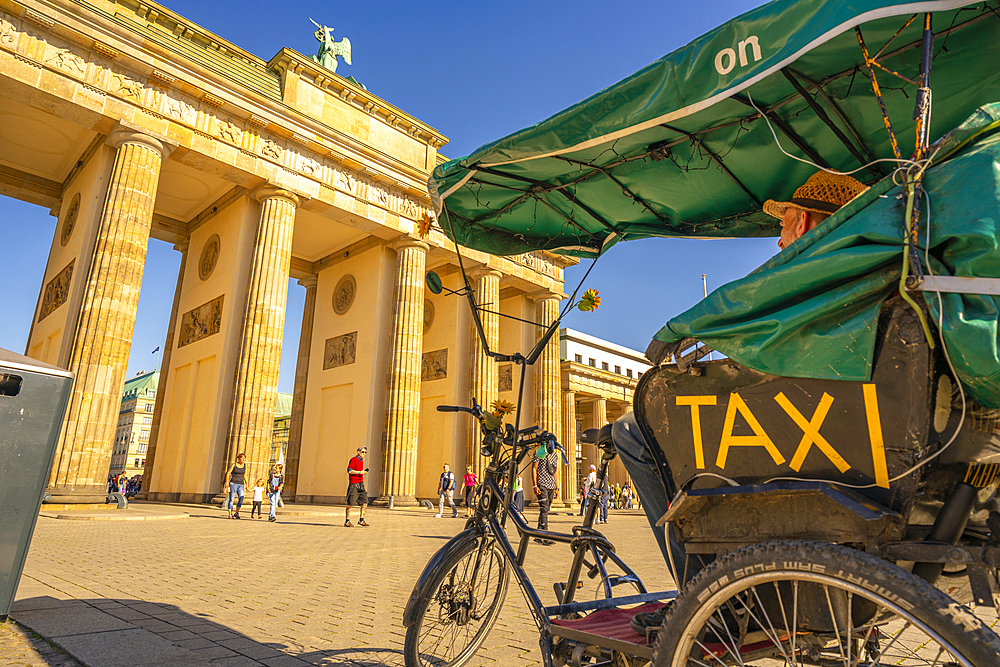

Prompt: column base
[
  {"left": 46, "top": 486, "right": 111, "bottom": 505},
  {"left": 371, "top": 495, "right": 420, "bottom": 508}
]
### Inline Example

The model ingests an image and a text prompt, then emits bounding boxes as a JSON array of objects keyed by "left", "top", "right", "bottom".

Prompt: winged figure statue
[{"left": 309, "top": 18, "right": 352, "bottom": 73}]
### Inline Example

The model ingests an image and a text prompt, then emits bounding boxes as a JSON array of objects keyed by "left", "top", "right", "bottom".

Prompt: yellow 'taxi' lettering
[
  {"left": 676, "top": 396, "right": 716, "bottom": 469},
  {"left": 863, "top": 384, "right": 890, "bottom": 489},
  {"left": 775, "top": 392, "right": 850, "bottom": 473},
  {"left": 716, "top": 393, "right": 786, "bottom": 469}
]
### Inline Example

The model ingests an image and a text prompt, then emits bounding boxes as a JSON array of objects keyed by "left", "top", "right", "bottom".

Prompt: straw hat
[{"left": 763, "top": 171, "right": 868, "bottom": 219}]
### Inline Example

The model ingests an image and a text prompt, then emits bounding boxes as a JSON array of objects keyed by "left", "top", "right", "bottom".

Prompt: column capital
[
  {"left": 390, "top": 236, "right": 430, "bottom": 253},
  {"left": 173, "top": 238, "right": 190, "bottom": 254},
  {"left": 469, "top": 265, "right": 503, "bottom": 281},
  {"left": 528, "top": 289, "right": 566, "bottom": 303},
  {"left": 297, "top": 274, "right": 319, "bottom": 290},
  {"left": 254, "top": 185, "right": 302, "bottom": 208},
  {"left": 107, "top": 126, "right": 171, "bottom": 158}
]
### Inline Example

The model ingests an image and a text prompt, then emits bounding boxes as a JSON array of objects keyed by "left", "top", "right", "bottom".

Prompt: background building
[
  {"left": 560, "top": 329, "right": 650, "bottom": 500},
  {"left": 3, "top": 0, "right": 571, "bottom": 506},
  {"left": 271, "top": 392, "right": 292, "bottom": 468},
  {"left": 110, "top": 371, "right": 159, "bottom": 479}
]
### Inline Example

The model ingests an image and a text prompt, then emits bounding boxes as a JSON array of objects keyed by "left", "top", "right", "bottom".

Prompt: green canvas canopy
[
  {"left": 430, "top": 0, "right": 1000, "bottom": 255},
  {"left": 430, "top": 0, "right": 1000, "bottom": 408}
]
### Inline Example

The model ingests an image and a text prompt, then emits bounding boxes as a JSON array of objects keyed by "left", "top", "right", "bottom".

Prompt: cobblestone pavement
[
  {"left": 6, "top": 503, "right": 999, "bottom": 666},
  {"left": 5, "top": 503, "right": 674, "bottom": 666}
]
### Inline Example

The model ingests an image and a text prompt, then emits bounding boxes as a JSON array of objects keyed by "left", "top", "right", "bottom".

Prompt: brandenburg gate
[{"left": 0, "top": 0, "right": 575, "bottom": 506}]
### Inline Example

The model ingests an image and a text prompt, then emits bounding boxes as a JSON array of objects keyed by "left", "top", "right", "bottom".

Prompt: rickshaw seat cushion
[{"left": 551, "top": 600, "right": 667, "bottom": 647}]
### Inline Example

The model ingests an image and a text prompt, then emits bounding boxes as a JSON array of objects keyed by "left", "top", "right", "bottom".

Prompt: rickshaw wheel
[
  {"left": 651, "top": 540, "right": 1000, "bottom": 667},
  {"left": 403, "top": 536, "right": 509, "bottom": 667}
]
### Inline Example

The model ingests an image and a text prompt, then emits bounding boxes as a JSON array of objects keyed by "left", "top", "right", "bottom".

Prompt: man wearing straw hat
[{"left": 621, "top": 170, "right": 867, "bottom": 639}]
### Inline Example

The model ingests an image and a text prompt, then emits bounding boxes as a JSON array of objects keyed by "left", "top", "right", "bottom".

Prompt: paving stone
[{"left": 11, "top": 505, "right": 985, "bottom": 667}]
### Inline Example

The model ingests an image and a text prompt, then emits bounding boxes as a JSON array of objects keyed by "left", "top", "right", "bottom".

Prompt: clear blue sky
[{"left": 0, "top": 0, "right": 778, "bottom": 393}]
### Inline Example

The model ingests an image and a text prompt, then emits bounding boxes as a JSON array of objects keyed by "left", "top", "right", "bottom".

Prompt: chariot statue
[{"left": 309, "top": 18, "right": 351, "bottom": 73}]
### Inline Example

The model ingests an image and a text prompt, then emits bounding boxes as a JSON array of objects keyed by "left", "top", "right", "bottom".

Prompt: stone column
[
  {"left": 589, "top": 397, "right": 608, "bottom": 474},
  {"left": 468, "top": 267, "right": 501, "bottom": 476},
  {"left": 378, "top": 238, "right": 429, "bottom": 506},
  {"left": 562, "top": 391, "right": 578, "bottom": 509},
  {"left": 534, "top": 292, "right": 564, "bottom": 503},
  {"left": 137, "top": 239, "right": 189, "bottom": 500},
  {"left": 47, "top": 129, "right": 168, "bottom": 504},
  {"left": 222, "top": 187, "right": 300, "bottom": 489},
  {"left": 285, "top": 274, "right": 318, "bottom": 500}
]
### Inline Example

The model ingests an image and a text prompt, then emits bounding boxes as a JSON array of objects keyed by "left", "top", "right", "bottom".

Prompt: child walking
[{"left": 251, "top": 479, "right": 265, "bottom": 519}]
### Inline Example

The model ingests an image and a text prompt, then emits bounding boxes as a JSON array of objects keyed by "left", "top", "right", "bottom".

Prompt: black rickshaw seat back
[{"left": 631, "top": 296, "right": 993, "bottom": 550}]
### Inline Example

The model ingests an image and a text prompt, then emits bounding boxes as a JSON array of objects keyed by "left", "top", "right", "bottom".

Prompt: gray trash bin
[{"left": 0, "top": 348, "right": 73, "bottom": 620}]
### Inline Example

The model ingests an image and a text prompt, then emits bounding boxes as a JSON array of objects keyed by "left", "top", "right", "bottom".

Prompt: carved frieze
[
  {"left": 178, "top": 296, "right": 224, "bottom": 348},
  {"left": 323, "top": 332, "right": 357, "bottom": 369},
  {"left": 38, "top": 260, "right": 73, "bottom": 322},
  {"left": 421, "top": 349, "right": 448, "bottom": 381}
]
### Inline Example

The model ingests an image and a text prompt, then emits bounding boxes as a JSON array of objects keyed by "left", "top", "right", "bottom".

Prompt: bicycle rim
[{"left": 410, "top": 538, "right": 509, "bottom": 666}]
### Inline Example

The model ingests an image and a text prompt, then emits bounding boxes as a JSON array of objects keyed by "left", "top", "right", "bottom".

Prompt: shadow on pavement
[{"left": 11, "top": 595, "right": 406, "bottom": 667}]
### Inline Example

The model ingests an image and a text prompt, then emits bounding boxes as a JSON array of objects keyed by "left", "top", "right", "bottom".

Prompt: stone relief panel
[
  {"left": 0, "top": 13, "right": 20, "bottom": 48},
  {"left": 157, "top": 88, "right": 197, "bottom": 125},
  {"left": 111, "top": 69, "right": 144, "bottom": 103},
  {"left": 38, "top": 260, "right": 73, "bottom": 322},
  {"left": 261, "top": 138, "right": 282, "bottom": 161},
  {"left": 45, "top": 43, "right": 86, "bottom": 76},
  {"left": 499, "top": 364, "right": 513, "bottom": 392},
  {"left": 60, "top": 193, "right": 80, "bottom": 246},
  {"left": 332, "top": 275, "right": 356, "bottom": 315},
  {"left": 300, "top": 154, "right": 320, "bottom": 177},
  {"left": 323, "top": 332, "right": 357, "bottom": 369},
  {"left": 216, "top": 117, "right": 243, "bottom": 145},
  {"left": 423, "top": 299, "right": 434, "bottom": 333},
  {"left": 422, "top": 349, "right": 448, "bottom": 381},
  {"left": 178, "top": 296, "right": 224, "bottom": 348},
  {"left": 198, "top": 235, "right": 220, "bottom": 280}
]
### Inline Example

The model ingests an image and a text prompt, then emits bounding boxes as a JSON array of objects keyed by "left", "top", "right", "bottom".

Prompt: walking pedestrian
[
  {"left": 599, "top": 483, "right": 609, "bottom": 524},
  {"left": 436, "top": 464, "right": 457, "bottom": 518},
  {"left": 513, "top": 475, "right": 524, "bottom": 512},
  {"left": 580, "top": 464, "right": 596, "bottom": 516},
  {"left": 251, "top": 479, "right": 265, "bottom": 519},
  {"left": 345, "top": 447, "right": 369, "bottom": 527},
  {"left": 532, "top": 446, "right": 559, "bottom": 545},
  {"left": 463, "top": 466, "right": 478, "bottom": 517},
  {"left": 267, "top": 464, "right": 284, "bottom": 522},
  {"left": 225, "top": 453, "right": 248, "bottom": 519}
]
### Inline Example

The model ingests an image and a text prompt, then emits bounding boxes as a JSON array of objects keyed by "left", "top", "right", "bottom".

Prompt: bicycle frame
[{"left": 414, "top": 401, "right": 672, "bottom": 666}]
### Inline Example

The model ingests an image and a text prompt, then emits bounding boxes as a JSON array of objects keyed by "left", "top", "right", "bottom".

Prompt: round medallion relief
[
  {"left": 423, "top": 299, "right": 435, "bottom": 333},
  {"left": 199, "top": 235, "right": 220, "bottom": 281},
  {"left": 333, "top": 275, "right": 357, "bottom": 315},
  {"left": 60, "top": 193, "right": 80, "bottom": 246}
]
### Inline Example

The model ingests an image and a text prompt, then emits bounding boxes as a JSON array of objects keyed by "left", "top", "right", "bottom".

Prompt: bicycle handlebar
[{"left": 436, "top": 405, "right": 473, "bottom": 414}]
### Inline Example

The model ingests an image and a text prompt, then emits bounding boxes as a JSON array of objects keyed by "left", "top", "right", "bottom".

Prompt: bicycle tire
[
  {"left": 404, "top": 535, "right": 510, "bottom": 667},
  {"left": 652, "top": 540, "right": 1000, "bottom": 666}
]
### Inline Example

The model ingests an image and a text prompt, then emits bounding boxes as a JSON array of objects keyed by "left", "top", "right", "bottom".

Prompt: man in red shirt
[{"left": 345, "top": 446, "right": 369, "bottom": 527}]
